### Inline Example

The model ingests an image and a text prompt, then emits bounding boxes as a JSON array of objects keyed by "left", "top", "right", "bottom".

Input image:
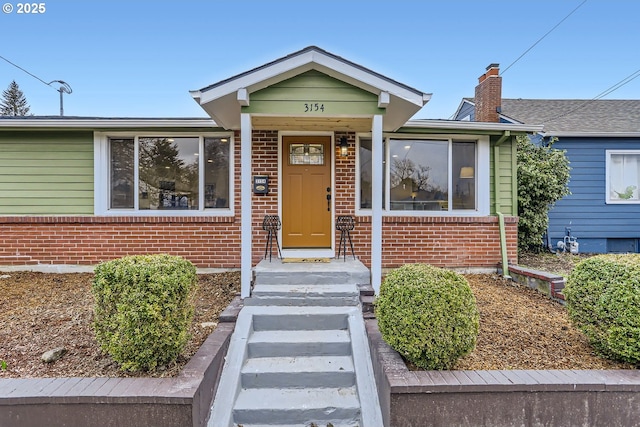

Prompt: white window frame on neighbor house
[
  {"left": 355, "top": 133, "right": 490, "bottom": 216},
  {"left": 94, "top": 131, "right": 235, "bottom": 216},
  {"left": 606, "top": 149, "right": 640, "bottom": 204}
]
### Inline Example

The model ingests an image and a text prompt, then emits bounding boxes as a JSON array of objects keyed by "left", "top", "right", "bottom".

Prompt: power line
[
  {"left": 542, "top": 67, "right": 640, "bottom": 124},
  {"left": 0, "top": 54, "right": 56, "bottom": 90},
  {"left": 501, "top": 0, "right": 588, "bottom": 75}
]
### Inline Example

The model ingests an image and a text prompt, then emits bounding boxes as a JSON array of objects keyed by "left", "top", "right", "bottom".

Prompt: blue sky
[{"left": 1, "top": 0, "right": 638, "bottom": 120}]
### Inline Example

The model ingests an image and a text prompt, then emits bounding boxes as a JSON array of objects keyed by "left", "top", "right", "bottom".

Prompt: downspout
[
  {"left": 497, "top": 212, "right": 510, "bottom": 279},
  {"left": 494, "top": 131, "right": 511, "bottom": 278}
]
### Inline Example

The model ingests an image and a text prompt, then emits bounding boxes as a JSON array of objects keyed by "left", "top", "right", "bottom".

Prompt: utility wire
[
  {"left": 0, "top": 54, "right": 57, "bottom": 89},
  {"left": 542, "top": 67, "right": 640, "bottom": 124},
  {"left": 501, "top": 0, "right": 588, "bottom": 75}
]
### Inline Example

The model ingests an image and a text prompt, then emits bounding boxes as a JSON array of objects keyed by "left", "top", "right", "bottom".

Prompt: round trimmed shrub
[
  {"left": 564, "top": 254, "right": 640, "bottom": 364},
  {"left": 92, "top": 254, "right": 198, "bottom": 371},
  {"left": 375, "top": 264, "right": 479, "bottom": 370}
]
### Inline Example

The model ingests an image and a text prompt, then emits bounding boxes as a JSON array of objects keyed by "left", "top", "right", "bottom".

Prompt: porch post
[
  {"left": 240, "top": 113, "right": 252, "bottom": 298},
  {"left": 371, "top": 114, "right": 383, "bottom": 293}
]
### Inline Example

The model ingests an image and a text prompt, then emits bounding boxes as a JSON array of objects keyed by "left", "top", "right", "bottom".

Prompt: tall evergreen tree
[{"left": 0, "top": 80, "right": 31, "bottom": 116}]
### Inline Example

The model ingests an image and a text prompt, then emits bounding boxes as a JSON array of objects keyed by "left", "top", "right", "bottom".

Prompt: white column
[
  {"left": 371, "top": 115, "right": 383, "bottom": 293},
  {"left": 240, "top": 113, "right": 252, "bottom": 298}
]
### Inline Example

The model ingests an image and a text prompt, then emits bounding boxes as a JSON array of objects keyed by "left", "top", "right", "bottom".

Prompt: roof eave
[
  {"left": 194, "top": 46, "right": 428, "bottom": 103},
  {"left": 191, "top": 47, "right": 431, "bottom": 130},
  {"left": 542, "top": 131, "right": 640, "bottom": 138},
  {"left": 0, "top": 118, "right": 219, "bottom": 129},
  {"left": 403, "top": 119, "right": 543, "bottom": 133}
]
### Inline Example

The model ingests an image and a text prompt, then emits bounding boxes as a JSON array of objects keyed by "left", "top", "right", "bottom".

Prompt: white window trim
[
  {"left": 94, "top": 131, "right": 235, "bottom": 216},
  {"left": 355, "top": 133, "right": 490, "bottom": 216},
  {"left": 605, "top": 149, "right": 640, "bottom": 204}
]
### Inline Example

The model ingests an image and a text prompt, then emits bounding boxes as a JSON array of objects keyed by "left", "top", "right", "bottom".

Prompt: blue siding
[
  {"left": 547, "top": 137, "right": 640, "bottom": 253},
  {"left": 454, "top": 101, "right": 474, "bottom": 120}
]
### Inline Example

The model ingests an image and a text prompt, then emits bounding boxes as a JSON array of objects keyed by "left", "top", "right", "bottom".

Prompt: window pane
[
  {"left": 453, "top": 142, "right": 476, "bottom": 210},
  {"left": 110, "top": 138, "right": 134, "bottom": 209},
  {"left": 204, "top": 137, "right": 230, "bottom": 208},
  {"left": 609, "top": 153, "right": 640, "bottom": 201},
  {"left": 290, "top": 143, "right": 324, "bottom": 165},
  {"left": 389, "top": 140, "right": 448, "bottom": 211},
  {"left": 359, "top": 138, "right": 372, "bottom": 208},
  {"left": 138, "top": 137, "right": 199, "bottom": 210}
]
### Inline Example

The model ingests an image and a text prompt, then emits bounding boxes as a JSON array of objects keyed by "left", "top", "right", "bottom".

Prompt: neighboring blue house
[{"left": 457, "top": 85, "right": 640, "bottom": 253}]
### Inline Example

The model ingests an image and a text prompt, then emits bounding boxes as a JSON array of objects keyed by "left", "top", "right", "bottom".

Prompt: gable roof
[
  {"left": 190, "top": 46, "right": 432, "bottom": 131},
  {"left": 460, "top": 98, "right": 640, "bottom": 136}
]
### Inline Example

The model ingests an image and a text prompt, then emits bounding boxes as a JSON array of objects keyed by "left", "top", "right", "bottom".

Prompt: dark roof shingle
[{"left": 500, "top": 99, "right": 640, "bottom": 133}]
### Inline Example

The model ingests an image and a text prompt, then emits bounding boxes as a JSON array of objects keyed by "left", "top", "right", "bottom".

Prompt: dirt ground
[
  {"left": 0, "top": 264, "right": 634, "bottom": 378},
  {"left": 454, "top": 274, "right": 632, "bottom": 370},
  {"left": 0, "top": 271, "right": 240, "bottom": 378},
  {"left": 518, "top": 251, "right": 593, "bottom": 277}
]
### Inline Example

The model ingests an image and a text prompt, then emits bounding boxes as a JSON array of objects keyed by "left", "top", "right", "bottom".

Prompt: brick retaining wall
[
  {"left": 365, "top": 319, "right": 640, "bottom": 427},
  {"left": 0, "top": 297, "right": 243, "bottom": 427}
]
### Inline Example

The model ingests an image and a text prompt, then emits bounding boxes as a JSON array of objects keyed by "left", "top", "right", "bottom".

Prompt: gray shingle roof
[{"left": 500, "top": 99, "right": 640, "bottom": 133}]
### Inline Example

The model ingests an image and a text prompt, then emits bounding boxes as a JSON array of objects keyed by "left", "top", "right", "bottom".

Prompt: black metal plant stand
[
  {"left": 336, "top": 215, "right": 356, "bottom": 261},
  {"left": 262, "top": 215, "right": 282, "bottom": 262}
]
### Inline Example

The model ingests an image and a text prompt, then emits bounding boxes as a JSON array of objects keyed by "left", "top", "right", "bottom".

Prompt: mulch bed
[
  {"left": 0, "top": 269, "right": 634, "bottom": 378},
  {"left": 0, "top": 271, "right": 240, "bottom": 378},
  {"left": 454, "top": 274, "right": 633, "bottom": 370}
]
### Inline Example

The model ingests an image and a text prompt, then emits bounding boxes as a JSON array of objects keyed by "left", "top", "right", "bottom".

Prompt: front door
[{"left": 282, "top": 136, "right": 332, "bottom": 249}]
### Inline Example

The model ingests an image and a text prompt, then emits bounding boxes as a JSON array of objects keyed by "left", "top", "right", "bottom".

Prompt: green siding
[
  {"left": 490, "top": 138, "right": 516, "bottom": 216},
  {"left": 0, "top": 131, "right": 94, "bottom": 215},
  {"left": 242, "top": 70, "right": 385, "bottom": 115}
]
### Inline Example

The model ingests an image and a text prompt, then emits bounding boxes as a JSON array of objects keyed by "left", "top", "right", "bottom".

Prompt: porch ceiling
[{"left": 251, "top": 116, "right": 373, "bottom": 132}]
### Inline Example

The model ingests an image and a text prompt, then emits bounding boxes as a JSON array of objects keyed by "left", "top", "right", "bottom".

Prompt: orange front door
[{"left": 282, "top": 136, "right": 332, "bottom": 248}]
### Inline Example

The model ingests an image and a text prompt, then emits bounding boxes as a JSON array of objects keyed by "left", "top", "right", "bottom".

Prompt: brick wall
[
  {"left": 0, "top": 216, "right": 241, "bottom": 267},
  {"left": 0, "top": 129, "right": 518, "bottom": 269},
  {"left": 250, "top": 130, "right": 280, "bottom": 264},
  {"left": 351, "top": 216, "right": 518, "bottom": 269}
]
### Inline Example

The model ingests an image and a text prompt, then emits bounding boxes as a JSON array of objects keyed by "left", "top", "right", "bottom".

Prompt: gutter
[
  {"left": 0, "top": 118, "right": 218, "bottom": 129},
  {"left": 403, "top": 120, "right": 542, "bottom": 133},
  {"left": 494, "top": 130, "right": 511, "bottom": 145},
  {"left": 542, "top": 131, "right": 640, "bottom": 138}
]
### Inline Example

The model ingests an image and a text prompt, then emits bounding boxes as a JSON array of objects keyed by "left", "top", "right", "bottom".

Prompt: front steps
[
  {"left": 207, "top": 259, "right": 381, "bottom": 427},
  {"left": 245, "top": 284, "right": 361, "bottom": 307},
  {"left": 253, "top": 259, "right": 370, "bottom": 286}
]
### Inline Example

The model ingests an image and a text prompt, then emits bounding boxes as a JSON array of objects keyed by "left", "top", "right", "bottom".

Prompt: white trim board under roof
[
  {"left": 190, "top": 46, "right": 432, "bottom": 132},
  {"left": 404, "top": 119, "right": 542, "bottom": 134},
  {"left": 0, "top": 116, "right": 218, "bottom": 129}
]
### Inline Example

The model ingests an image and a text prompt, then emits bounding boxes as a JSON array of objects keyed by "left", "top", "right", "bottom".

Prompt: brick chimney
[{"left": 474, "top": 63, "right": 501, "bottom": 122}]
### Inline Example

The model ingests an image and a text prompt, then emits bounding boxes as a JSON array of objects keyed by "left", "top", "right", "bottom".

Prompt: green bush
[
  {"left": 92, "top": 254, "right": 197, "bottom": 371},
  {"left": 375, "top": 264, "right": 479, "bottom": 370},
  {"left": 564, "top": 254, "right": 640, "bottom": 364},
  {"left": 517, "top": 135, "right": 571, "bottom": 252}
]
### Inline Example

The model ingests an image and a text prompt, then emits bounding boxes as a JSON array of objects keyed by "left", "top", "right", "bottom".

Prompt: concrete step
[
  {"left": 252, "top": 284, "right": 359, "bottom": 297},
  {"left": 254, "top": 259, "right": 370, "bottom": 286},
  {"left": 248, "top": 329, "right": 351, "bottom": 358},
  {"left": 241, "top": 355, "right": 355, "bottom": 388},
  {"left": 233, "top": 387, "right": 360, "bottom": 426},
  {"left": 245, "top": 284, "right": 360, "bottom": 307},
  {"left": 244, "top": 295, "right": 359, "bottom": 307},
  {"left": 252, "top": 310, "right": 348, "bottom": 331},
  {"left": 239, "top": 424, "right": 357, "bottom": 427}
]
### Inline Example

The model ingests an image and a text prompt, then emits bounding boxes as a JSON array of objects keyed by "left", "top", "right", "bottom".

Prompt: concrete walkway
[{"left": 207, "top": 259, "right": 382, "bottom": 427}]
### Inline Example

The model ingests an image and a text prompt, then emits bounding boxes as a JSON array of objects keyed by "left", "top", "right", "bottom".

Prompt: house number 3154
[{"left": 304, "top": 103, "right": 325, "bottom": 112}]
